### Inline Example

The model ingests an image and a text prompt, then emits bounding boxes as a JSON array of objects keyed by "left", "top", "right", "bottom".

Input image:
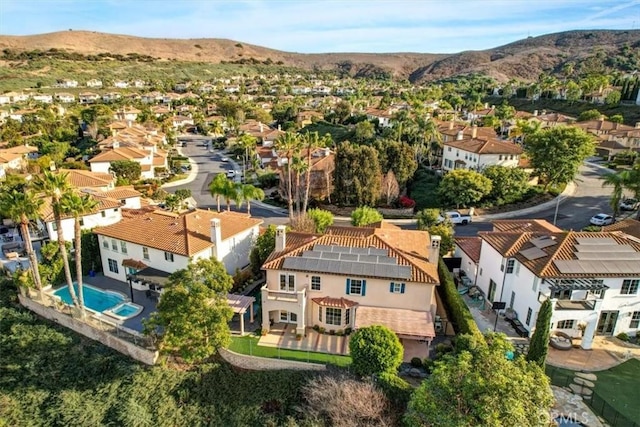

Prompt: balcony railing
[
  {"left": 555, "top": 299, "right": 596, "bottom": 311},
  {"left": 262, "top": 285, "right": 306, "bottom": 303}
]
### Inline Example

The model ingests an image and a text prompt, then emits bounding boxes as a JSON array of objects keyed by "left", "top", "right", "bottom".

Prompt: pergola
[{"left": 129, "top": 268, "right": 255, "bottom": 335}]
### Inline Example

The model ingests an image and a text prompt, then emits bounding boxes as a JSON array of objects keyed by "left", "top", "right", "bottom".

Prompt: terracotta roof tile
[
  {"left": 99, "top": 187, "right": 142, "bottom": 200},
  {"left": 492, "top": 219, "right": 561, "bottom": 233},
  {"left": 60, "top": 169, "right": 114, "bottom": 189},
  {"left": 445, "top": 137, "right": 523, "bottom": 155},
  {"left": 455, "top": 237, "right": 482, "bottom": 263},
  {"left": 355, "top": 306, "right": 435, "bottom": 338},
  {"left": 89, "top": 147, "right": 148, "bottom": 162},
  {"left": 94, "top": 208, "right": 262, "bottom": 256},
  {"left": 311, "top": 297, "right": 358, "bottom": 308},
  {"left": 602, "top": 219, "right": 640, "bottom": 240}
]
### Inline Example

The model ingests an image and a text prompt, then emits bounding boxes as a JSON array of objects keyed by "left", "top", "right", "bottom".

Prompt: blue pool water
[
  {"left": 53, "top": 283, "right": 124, "bottom": 313},
  {"left": 112, "top": 303, "right": 139, "bottom": 317}
]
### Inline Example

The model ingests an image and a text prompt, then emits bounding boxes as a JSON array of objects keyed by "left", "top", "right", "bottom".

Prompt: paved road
[
  {"left": 169, "top": 140, "right": 616, "bottom": 233},
  {"left": 168, "top": 137, "right": 289, "bottom": 225}
]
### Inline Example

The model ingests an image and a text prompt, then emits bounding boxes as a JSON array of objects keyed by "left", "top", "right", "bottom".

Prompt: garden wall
[{"left": 19, "top": 295, "right": 159, "bottom": 365}]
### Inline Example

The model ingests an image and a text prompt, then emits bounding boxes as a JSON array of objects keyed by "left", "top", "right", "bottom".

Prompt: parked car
[
  {"left": 589, "top": 213, "right": 614, "bottom": 226},
  {"left": 620, "top": 198, "right": 640, "bottom": 211},
  {"left": 437, "top": 211, "right": 472, "bottom": 225},
  {"left": 220, "top": 156, "right": 229, "bottom": 162},
  {"left": 226, "top": 170, "right": 236, "bottom": 178}
]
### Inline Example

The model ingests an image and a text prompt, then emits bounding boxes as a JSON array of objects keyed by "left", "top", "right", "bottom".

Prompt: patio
[
  {"left": 462, "top": 293, "right": 523, "bottom": 339},
  {"left": 259, "top": 323, "right": 350, "bottom": 355}
]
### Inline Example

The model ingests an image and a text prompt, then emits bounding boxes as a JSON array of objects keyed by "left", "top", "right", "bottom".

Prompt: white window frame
[
  {"left": 621, "top": 280, "right": 639, "bottom": 295},
  {"left": 392, "top": 282, "right": 402, "bottom": 293},
  {"left": 506, "top": 259, "right": 515, "bottom": 274},
  {"left": 102, "top": 237, "right": 109, "bottom": 249},
  {"left": 107, "top": 258, "right": 119, "bottom": 274},
  {"left": 325, "top": 308, "right": 342, "bottom": 326},
  {"left": 279, "top": 273, "right": 295, "bottom": 292},
  {"left": 164, "top": 252, "right": 174, "bottom": 262},
  {"left": 556, "top": 319, "right": 575, "bottom": 329},
  {"left": 120, "top": 241, "right": 128, "bottom": 254},
  {"left": 349, "top": 279, "right": 363, "bottom": 295},
  {"left": 630, "top": 311, "right": 640, "bottom": 329},
  {"left": 142, "top": 247, "right": 150, "bottom": 260},
  {"left": 111, "top": 239, "right": 118, "bottom": 251},
  {"left": 311, "top": 275, "right": 321, "bottom": 291}
]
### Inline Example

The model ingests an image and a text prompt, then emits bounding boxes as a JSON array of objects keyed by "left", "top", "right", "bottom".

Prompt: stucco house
[
  {"left": 93, "top": 208, "right": 262, "bottom": 285},
  {"left": 260, "top": 224, "right": 440, "bottom": 353},
  {"left": 458, "top": 220, "right": 640, "bottom": 349},
  {"left": 442, "top": 127, "right": 523, "bottom": 171}
]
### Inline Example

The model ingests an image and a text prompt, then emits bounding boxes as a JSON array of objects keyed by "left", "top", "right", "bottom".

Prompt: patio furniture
[
  {"left": 550, "top": 331, "right": 573, "bottom": 350},
  {"left": 509, "top": 318, "right": 529, "bottom": 338},
  {"left": 458, "top": 287, "right": 470, "bottom": 295}
]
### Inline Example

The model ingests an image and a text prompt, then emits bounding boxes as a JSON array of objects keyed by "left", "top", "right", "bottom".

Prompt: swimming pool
[{"left": 53, "top": 283, "right": 126, "bottom": 313}]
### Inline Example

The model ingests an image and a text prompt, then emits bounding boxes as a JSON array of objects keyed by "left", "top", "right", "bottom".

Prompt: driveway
[{"left": 168, "top": 137, "right": 288, "bottom": 225}]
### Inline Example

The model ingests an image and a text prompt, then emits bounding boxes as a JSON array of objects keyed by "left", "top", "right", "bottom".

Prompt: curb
[{"left": 161, "top": 147, "right": 199, "bottom": 189}]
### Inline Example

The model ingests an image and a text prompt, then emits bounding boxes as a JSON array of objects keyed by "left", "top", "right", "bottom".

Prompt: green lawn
[
  {"left": 547, "top": 360, "right": 640, "bottom": 424},
  {"left": 229, "top": 335, "right": 352, "bottom": 367},
  {"left": 592, "top": 358, "right": 640, "bottom": 423}
]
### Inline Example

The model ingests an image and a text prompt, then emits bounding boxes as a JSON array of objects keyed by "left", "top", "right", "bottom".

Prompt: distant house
[
  {"left": 78, "top": 92, "right": 100, "bottom": 104},
  {"left": 441, "top": 126, "right": 523, "bottom": 171},
  {"left": 113, "top": 107, "right": 141, "bottom": 122},
  {"left": 86, "top": 79, "right": 103, "bottom": 88},
  {"left": 55, "top": 93, "right": 76, "bottom": 103},
  {"left": 0, "top": 94, "right": 10, "bottom": 105},
  {"left": 32, "top": 94, "right": 53, "bottom": 104},
  {"left": 58, "top": 79, "right": 78, "bottom": 88},
  {"left": 102, "top": 92, "right": 122, "bottom": 103},
  {"left": 89, "top": 147, "right": 163, "bottom": 180},
  {"left": 113, "top": 80, "right": 129, "bottom": 89}
]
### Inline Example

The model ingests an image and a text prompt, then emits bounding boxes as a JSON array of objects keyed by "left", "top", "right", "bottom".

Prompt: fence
[
  {"left": 585, "top": 391, "right": 639, "bottom": 427},
  {"left": 546, "top": 366, "right": 639, "bottom": 427}
]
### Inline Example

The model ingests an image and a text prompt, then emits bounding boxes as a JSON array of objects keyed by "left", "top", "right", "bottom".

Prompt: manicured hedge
[{"left": 437, "top": 258, "right": 485, "bottom": 343}]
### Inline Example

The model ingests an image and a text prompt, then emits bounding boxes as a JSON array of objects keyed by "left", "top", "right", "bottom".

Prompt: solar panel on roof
[
  {"left": 368, "top": 247, "right": 388, "bottom": 256},
  {"left": 574, "top": 238, "right": 618, "bottom": 245},
  {"left": 320, "top": 252, "right": 340, "bottom": 260},
  {"left": 530, "top": 236, "right": 558, "bottom": 249},
  {"left": 341, "top": 253, "right": 359, "bottom": 261},
  {"left": 302, "top": 250, "right": 322, "bottom": 258},
  {"left": 574, "top": 244, "right": 635, "bottom": 253},
  {"left": 282, "top": 257, "right": 412, "bottom": 279},
  {"left": 520, "top": 247, "right": 548, "bottom": 260},
  {"left": 554, "top": 259, "right": 640, "bottom": 275},
  {"left": 575, "top": 252, "right": 640, "bottom": 261},
  {"left": 350, "top": 247, "right": 369, "bottom": 255}
]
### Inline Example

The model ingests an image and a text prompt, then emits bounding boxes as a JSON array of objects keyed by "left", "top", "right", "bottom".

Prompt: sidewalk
[{"left": 161, "top": 147, "right": 199, "bottom": 188}]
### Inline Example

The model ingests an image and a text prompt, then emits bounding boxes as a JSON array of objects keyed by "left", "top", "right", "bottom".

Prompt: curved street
[{"left": 167, "top": 138, "right": 617, "bottom": 233}]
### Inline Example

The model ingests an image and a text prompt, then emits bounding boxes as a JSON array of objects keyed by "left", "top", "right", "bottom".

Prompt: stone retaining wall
[
  {"left": 218, "top": 348, "right": 326, "bottom": 371},
  {"left": 19, "top": 295, "right": 159, "bottom": 365}
]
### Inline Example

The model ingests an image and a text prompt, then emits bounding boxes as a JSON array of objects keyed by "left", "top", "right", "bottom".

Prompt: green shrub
[
  {"left": 437, "top": 258, "right": 485, "bottom": 343},
  {"left": 410, "top": 357, "right": 423, "bottom": 368},
  {"left": 582, "top": 225, "right": 602, "bottom": 232},
  {"left": 345, "top": 327, "right": 352, "bottom": 335},
  {"left": 422, "top": 358, "right": 435, "bottom": 373},
  {"left": 617, "top": 332, "right": 630, "bottom": 342},
  {"left": 375, "top": 372, "right": 412, "bottom": 408},
  {"left": 318, "top": 327, "right": 326, "bottom": 334},
  {"left": 336, "top": 330, "right": 344, "bottom": 337},
  {"left": 350, "top": 325, "right": 403, "bottom": 377},
  {"left": 312, "top": 325, "right": 320, "bottom": 332}
]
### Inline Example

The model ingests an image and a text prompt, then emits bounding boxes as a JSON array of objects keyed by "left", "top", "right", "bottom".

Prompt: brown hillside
[{"left": 1, "top": 29, "right": 639, "bottom": 82}]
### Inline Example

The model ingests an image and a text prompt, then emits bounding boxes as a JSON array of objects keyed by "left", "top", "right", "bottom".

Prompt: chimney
[
  {"left": 484, "top": 102, "right": 489, "bottom": 109},
  {"left": 259, "top": 122, "right": 264, "bottom": 133},
  {"left": 275, "top": 225, "right": 286, "bottom": 252},
  {"left": 635, "top": 122, "right": 640, "bottom": 129},
  {"left": 210, "top": 218, "right": 222, "bottom": 259},
  {"left": 456, "top": 131, "right": 464, "bottom": 141},
  {"left": 429, "top": 235, "right": 441, "bottom": 262},
  {"left": 448, "top": 121, "right": 454, "bottom": 130},
  {"left": 323, "top": 147, "right": 330, "bottom": 157},
  {"left": 471, "top": 124, "right": 478, "bottom": 139},
  {"left": 127, "top": 120, "right": 132, "bottom": 127},
  {"left": 278, "top": 124, "right": 282, "bottom": 131},
  {"left": 533, "top": 110, "right": 538, "bottom": 116}
]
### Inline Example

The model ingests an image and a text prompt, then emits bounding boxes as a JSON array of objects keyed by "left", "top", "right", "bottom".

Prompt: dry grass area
[{"left": 0, "top": 29, "right": 639, "bottom": 83}]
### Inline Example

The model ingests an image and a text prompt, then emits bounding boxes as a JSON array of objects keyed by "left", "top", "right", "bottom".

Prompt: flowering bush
[{"left": 398, "top": 195, "right": 416, "bottom": 208}]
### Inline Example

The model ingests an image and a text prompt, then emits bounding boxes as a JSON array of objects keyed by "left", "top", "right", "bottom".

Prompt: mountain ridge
[{"left": 1, "top": 29, "right": 638, "bottom": 83}]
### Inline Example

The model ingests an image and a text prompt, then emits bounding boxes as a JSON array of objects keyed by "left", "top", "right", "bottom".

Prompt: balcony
[
  {"left": 262, "top": 285, "right": 306, "bottom": 304},
  {"left": 555, "top": 299, "right": 596, "bottom": 311}
]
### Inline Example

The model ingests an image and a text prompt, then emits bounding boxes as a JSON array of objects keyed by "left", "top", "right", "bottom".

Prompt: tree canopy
[
  {"left": 249, "top": 224, "right": 277, "bottom": 275},
  {"left": 438, "top": 169, "right": 492, "bottom": 208},
  {"left": 481, "top": 165, "right": 530, "bottom": 206},
  {"left": 351, "top": 206, "right": 383, "bottom": 227},
  {"left": 349, "top": 325, "right": 403, "bottom": 377},
  {"left": 405, "top": 333, "right": 554, "bottom": 427},
  {"left": 144, "top": 258, "right": 233, "bottom": 362},
  {"left": 306, "top": 208, "right": 334, "bottom": 233},
  {"left": 526, "top": 126, "right": 596, "bottom": 190},
  {"left": 333, "top": 142, "right": 381, "bottom": 206},
  {"left": 109, "top": 160, "right": 142, "bottom": 183},
  {"left": 527, "top": 298, "right": 552, "bottom": 367}
]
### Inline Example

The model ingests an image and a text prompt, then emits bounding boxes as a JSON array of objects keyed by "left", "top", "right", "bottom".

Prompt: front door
[
  {"left": 279, "top": 311, "right": 297, "bottom": 324},
  {"left": 596, "top": 311, "right": 619, "bottom": 335},
  {"left": 488, "top": 280, "right": 497, "bottom": 302}
]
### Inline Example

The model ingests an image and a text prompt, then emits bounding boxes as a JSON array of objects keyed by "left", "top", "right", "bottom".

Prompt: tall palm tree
[
  {"left": 60, "top": 192, "right": 98, "bottom": 315},
  {"left": 601, "top": 171, "right": 628, "bottom": 218},
  {"left": 0, "top": 189, "right": 44, "bottom": 297},
  {"left": 239, "top": 184, "right": 265, "bottom": 216},
  {"left": 33, "top": 170, "right": 77, "bottom": 307},
  {"left": 275, "top": 132, "right": 301, "bottom": 219},
  {"left": 208, "top": 173, "right": 229, "bottom": 212}
]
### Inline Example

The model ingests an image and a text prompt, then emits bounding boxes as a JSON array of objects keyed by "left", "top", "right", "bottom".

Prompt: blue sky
[{"left": 1, "top": 0, "right": 639, "bottom": 53}]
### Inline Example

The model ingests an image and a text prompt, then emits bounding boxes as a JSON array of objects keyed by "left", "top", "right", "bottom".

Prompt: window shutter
[
  {"left": 401, "top": 283, "right": 405, "bottom": 294},
  {"left": 389, "top": 283, "right": 394, "bottom": 293},
  {"left": 362, "top": 280, "right": 367, "bottom": 296},
  {"left": 346, "top": 278, "right": 351, "bottom": 295}
]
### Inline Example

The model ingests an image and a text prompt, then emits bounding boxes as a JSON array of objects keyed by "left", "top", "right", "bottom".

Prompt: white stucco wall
[
  {"left": 47, "top": 208, "right": 122, "bottom": 242},
  {"left": 453, "top": 245, "right": 478, "bottom": 284}
]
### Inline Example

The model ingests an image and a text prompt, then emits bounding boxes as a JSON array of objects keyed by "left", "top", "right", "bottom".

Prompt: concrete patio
[
  {"left": 259, "top": 323, "right": 350, "bottom": 355},
  {"left": 462, "top": 293, "right": 523, "bottom": 339}
]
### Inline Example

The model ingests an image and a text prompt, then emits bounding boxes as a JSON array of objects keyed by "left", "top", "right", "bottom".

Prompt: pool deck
[{"left": 83, "top": 274, "right": 157, "bottom": 332}]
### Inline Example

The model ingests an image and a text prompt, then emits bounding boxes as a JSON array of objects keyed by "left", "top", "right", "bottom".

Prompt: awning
[
  {"left": 355, "top": 306, "right": 435, "bottom": 340},
  {"left": 227, "top": 294, "right": 255, "bottom": 314},
  {"left": 129, "top": 267, "right": 171, "bottom": 288},
  {"left": 547, "top": 279, "right": 610, "bottom": 292},
  {"left": 312, "top": 296, "right": 358, "bottom": 309},
  {"left": 122, "top": 259, "right": 148, "bottom": 270}
]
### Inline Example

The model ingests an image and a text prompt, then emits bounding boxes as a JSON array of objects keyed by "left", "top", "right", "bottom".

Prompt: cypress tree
[{"left": 526, "top": 299, "right": 553, "bottom": 367}]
